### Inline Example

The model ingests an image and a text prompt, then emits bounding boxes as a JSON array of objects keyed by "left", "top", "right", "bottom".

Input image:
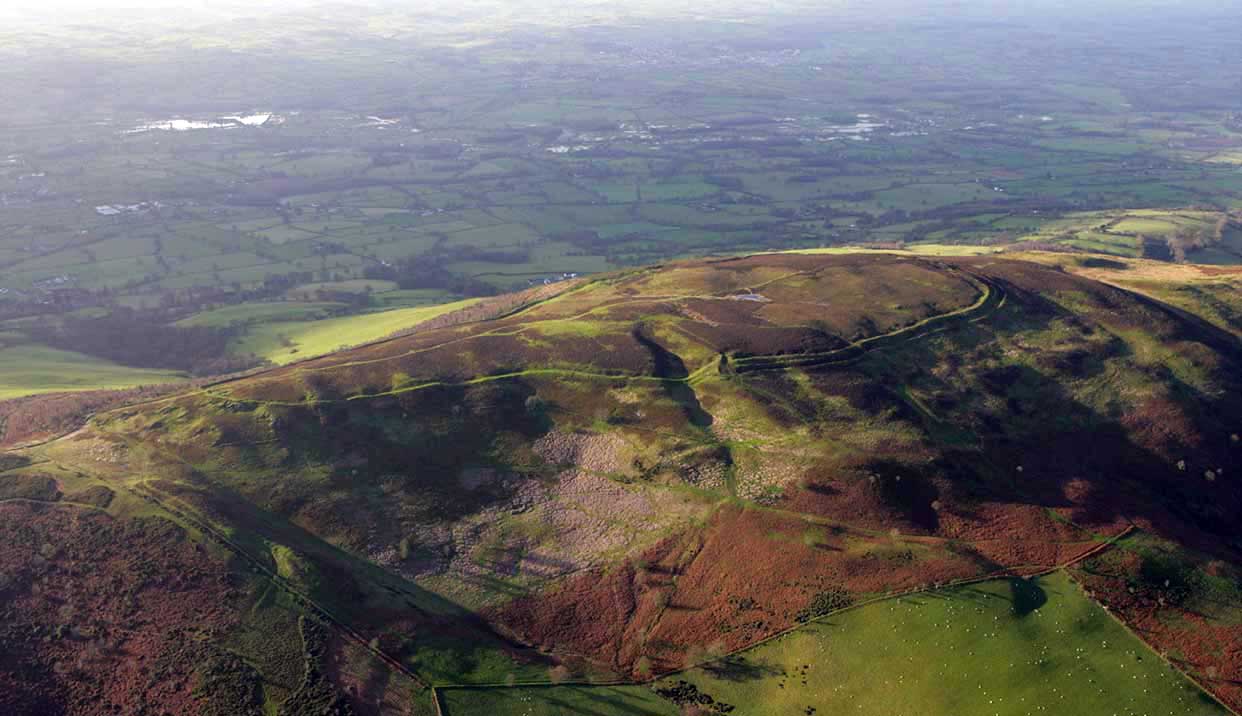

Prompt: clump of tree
[
  {"left": 192, "top": 648, "right": 265, "bottom": 716},
  {"left": 363, "top": 249, "right": 509, "bottom": 296},
  {"left": 1130, "top": 550, "right": 1203, "bottom": 608},
  {"left": 31, "top": 308, "right": 262, "bottom": 376},
  {"left": 794, "top": 588, "right": 853, "bottom": 622},
  {"left": 0, "top": 473, "right": 61, "bottom": 502},
  {"left": 655, "top": 681, "right": 735, "bottom": 713},
  {"left": 1159, "top": 220, "right": 1224, "bottom": 263}
]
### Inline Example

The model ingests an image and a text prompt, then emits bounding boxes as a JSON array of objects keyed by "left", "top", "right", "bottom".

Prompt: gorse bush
[{"left": 795, "top": 588, "right": 854, "bottom": 623}]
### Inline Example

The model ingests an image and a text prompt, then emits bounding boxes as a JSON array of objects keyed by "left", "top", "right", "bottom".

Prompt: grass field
[
  {"left": 1013, "top": 209, "right": 1233, "bottom": 260},
  {"left": 785, "top": 244, "right": 1004, "bottom": 256},
  {"left": 286, "top": 279, "right": 400, "bottom": 298},
  {"left": 0, "top": 344, "right": 183, "bottom": 399},
  {"left": 229, "top": 298, "right": 480, "bottom": 364},
  {"left": 660, "top": 570, "right": 1223, "bottom": 716},
  {"left": 438, "top": 684, "right": 677, "bottom": 716}
]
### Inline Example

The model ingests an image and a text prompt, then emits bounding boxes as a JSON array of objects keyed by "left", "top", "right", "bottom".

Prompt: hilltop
[{"left": 4, "top": 252, "right": 1241, "bottom": 715}]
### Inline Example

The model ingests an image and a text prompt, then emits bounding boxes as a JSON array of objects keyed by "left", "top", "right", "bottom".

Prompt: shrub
[
  {"left": 655, "top": 681, "right": 735, "bottom": 713},
  {"left": 0, "top": 474, "right": 61, "bottom": 502},
  {"left": 795, "top": 588, "right": 853, "bottom": 623},
  {"left": 1132, "top": 551, "right": 1202, "bottom": 608},
  {"left": 635, "top": 656, "right": 653, "bottom": 679},
  {"left": 548, "top": 665, "right": 572, "bottom": 684}
]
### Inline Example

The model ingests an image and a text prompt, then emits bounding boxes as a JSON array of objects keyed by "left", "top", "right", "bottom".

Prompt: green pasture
[
  {"left": 374, "top": 288, "right": 462, "bottom": 308},
  {"left": 873, "top": 181, "right": 994, "bottom": 209},
  {"left": 1033, "top": 137, "right": 1149, "bottom": 155},
  {"left": 640, "top": 179, "right": 718, "bottom": 201},
  {"left": 0, "top": 344, "right": 184, "bottom": 399},
  {"left": 438, "top": 684, "right": 677, "bottom": 716},
  {"left": 286, "top": 279, "right": 399, "bottom": 298},
  {"left": 228, "top": 298, "right": 479, "bottom": 364},
  {"left": 593, "top": 181, "right": 639, "bottom": 203},
  {"left": 1064, "top": 232, "right": 1142, "bottom": 257},
  {"left": 662, "top": 570, "right": 1222, "bottom": 716}
]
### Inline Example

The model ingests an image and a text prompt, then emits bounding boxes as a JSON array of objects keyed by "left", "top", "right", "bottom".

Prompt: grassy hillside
[
  {"left": 448, "top": 570, "right": 1225, "bottom": 715},
  {"left": 659, "top": 570, "right": 1223, "bottom": 716},
  {"left": 224, "top": 298, "right": 481, "bottom": 364},
  {"left": 439, "top": 685, "right": 678, "bottom": 716},
  {"left": 1049, "top": 254, "right": 1242, "bottom": 338},
  {"left": 0, "top": 297, "right": 479, "bottom": 399},
  {"left": 0, "top": 343, "right": 183, "bottom": 399},
  {"left": 9, "top": 253, "right": 1242, "bottom": 715}
]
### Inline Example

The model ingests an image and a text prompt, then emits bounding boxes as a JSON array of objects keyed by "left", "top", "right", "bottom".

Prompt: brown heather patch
[
  {"left": 803, "top": 370, "right": 901, "bottom": 415},
  {"left": 757, "top": 261, "right": 981, "bottom": 333},
  {"left": 594, "top": 300, "right": 685, "bottom": 322},
  {"left": 226, "top": 375, "right": 307, "bottom": 403},
  {"left": 1121, "top": 397, "right": 1202, "bottom": 459},
  {"left": 714, "top": 253, "right": 853, "bottom": 273},
  {"left": 936, "top": 501, "right": 1124, "bottom": 568},
  {"left": 675, "top": 298, "right": 766, "bottom": 326},
  {"left": 676, "top": 322, "right": 840, "bottom": 357},
  {"left": 492, "top": 504, "right": 988, "bottom": 675},
  {"left": 1198, "top": 265, "right": 1242, "bottom": 277},
  {"left": 0, "top": 503, "right": 239, "bottom": 716},
  {"left": 0, "top": 383, "right": 190, "bottom": 448}
]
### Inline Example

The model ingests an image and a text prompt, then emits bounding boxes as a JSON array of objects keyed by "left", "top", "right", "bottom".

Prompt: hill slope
[{"left": 6, "top": 252, "right": 1242, "bottom": 715}]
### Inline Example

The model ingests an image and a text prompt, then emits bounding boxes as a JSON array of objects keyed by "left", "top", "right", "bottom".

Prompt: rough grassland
[
  {"left": 785, "top": 244, "right": 1004, "bottom": 257},
  {"left": 438, "top": 684, "right": 677, "bottom": 716},
  {"left": 663, "top": 570, "right": 1224, "bottom": 716},
  {"left": 228, "top": 298, "right": 480, "bottom": 364},
  {"left": 0, "top": 344, "right": 183, "bottom": 399}
]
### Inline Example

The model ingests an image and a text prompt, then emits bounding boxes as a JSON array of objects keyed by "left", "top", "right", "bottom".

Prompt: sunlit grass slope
[
  {"left": 228, "top": 298, "right": 480, "bottom": 364},
  {"left": 0, "top": 344, "right": 183, "bottom": 399},
  {"left": 664, "top": 570, "right": 1223, "bottom": 716}
]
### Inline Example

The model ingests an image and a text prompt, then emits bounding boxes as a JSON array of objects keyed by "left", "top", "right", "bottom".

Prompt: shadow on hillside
[
  {"left": 632, "top": 324, "right": 714, "bottom": 429},
  {"left": 801, "top": 267, "right": 1242, "bottom": 563},
  {"left": 354, "top": 654, "right": 395, "bottom": 716},
  {"left": 457, "top": 572, "right": 529, "bottom": 599},
  {"left": 889, "top": 577, "right": 1045, "bottom": 617},
  {"left": 954, "top": 358, "right": 1240, "bottom": 547},
  {"left": 152, "top": 478, "right": 552, "bottom": 674},
  {"left": 861, "top": 461, "right": 940, "bottom": 531},
  {"left": 700, "top": 654, "right": 782, "bottom": 682},
  {"left": 1009, "top": 577, "right": 1047, "bottom": 616}
]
